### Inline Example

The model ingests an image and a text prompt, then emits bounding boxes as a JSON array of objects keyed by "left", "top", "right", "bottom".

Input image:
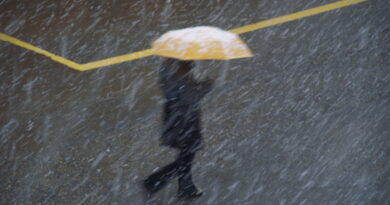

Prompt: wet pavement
[{"left": 1, "top": 0, "right": 389, "bottom": 204}]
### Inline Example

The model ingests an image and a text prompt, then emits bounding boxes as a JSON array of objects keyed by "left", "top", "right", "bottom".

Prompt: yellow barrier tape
[
  {"left": 0, "top": 33, "right": 84, "bottom": 71},
  {"left": 229, "top": 0, "right": 367, "bottom": 34},
  {"left": 80, "top": 49, "right": 153, "bottom": 71},
  {"left": 0, "top": 0, "right": 367, "bottom": 71}
]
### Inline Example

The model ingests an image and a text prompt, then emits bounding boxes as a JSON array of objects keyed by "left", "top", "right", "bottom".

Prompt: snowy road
[{"left": 1, "top": 0, "right": 389, "bottom": 204}]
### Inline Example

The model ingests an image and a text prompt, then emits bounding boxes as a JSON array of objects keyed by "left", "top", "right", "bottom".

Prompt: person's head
[
  {"left": 163, "top": 58, "right": 195, "bottom": 75},
  {"left": 178, "top": 60, "right": 195, "bottom": 71}
]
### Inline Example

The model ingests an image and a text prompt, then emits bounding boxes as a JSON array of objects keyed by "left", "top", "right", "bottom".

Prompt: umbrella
[{"left": 151, "top": 26, "right": 253, "bottom": 60}]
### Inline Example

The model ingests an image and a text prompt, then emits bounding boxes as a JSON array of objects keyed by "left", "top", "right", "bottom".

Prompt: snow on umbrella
[{"left": 151, "top": 26, "right": 253, "bottom": 60}]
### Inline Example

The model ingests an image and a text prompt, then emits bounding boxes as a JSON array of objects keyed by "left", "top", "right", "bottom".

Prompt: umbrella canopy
[{"left": 151, "top": 26, "right": 253, "bottom": 60}]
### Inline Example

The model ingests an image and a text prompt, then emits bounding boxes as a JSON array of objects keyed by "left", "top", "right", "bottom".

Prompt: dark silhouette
[{"left": 144, "top": 58, "right": 213, "bottom": 199}]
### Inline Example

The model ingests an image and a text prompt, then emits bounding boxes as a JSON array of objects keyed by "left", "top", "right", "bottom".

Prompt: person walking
[
  {"left": 145, "top": 26, "right": 252, "bottom": 200},
  {"left": 143, "top": 58, "right": 213, "bottom": 199}
]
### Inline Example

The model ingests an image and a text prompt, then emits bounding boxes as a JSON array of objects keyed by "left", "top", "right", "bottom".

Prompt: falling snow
[{"left": 1, "top": 0, "right": 389, "bottom": 205}]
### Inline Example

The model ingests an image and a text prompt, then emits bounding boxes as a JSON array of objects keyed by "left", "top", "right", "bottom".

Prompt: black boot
[
  {"left": 143, "top": 175, "right": 167, "bottom": 194},
  {"left": 143, "top": 162, "right": 178, "bottom": 194},
  {"left": 177, "top": 174, "right": 203, "bottom": 199}
]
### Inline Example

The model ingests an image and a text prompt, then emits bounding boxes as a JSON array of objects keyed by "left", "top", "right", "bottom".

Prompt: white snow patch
[
  {"left": 154, "top": 26, "right": 247, "bottom": 57},
  {"left": 156, "top": 26, "right": 238, "bottom": 44}
]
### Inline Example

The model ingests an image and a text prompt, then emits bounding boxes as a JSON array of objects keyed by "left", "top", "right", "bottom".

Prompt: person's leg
[
  {"left": 143, "top": 148, "right": 202, "bottom": 198},
  {"left": 176, "top": 149, "right": 203, "bottom": 198},
  {"left": 144, "top": 159, "right": 179, "bottom": 193}
]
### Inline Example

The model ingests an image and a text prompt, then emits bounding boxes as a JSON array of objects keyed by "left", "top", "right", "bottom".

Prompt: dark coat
[{"left": 159, "top": 59, "right": 212, "bottom": 152}]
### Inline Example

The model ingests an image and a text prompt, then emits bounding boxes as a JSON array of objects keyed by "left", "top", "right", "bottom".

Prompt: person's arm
[
  {"left": 159, "top": 62, "right": 179, "bottom": 99},
  {"left": 181, "top": 77, "right": 213, "bottom": 103},
  {"left": 194, "top": 78, "right": 213, "bottom": 98}
]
